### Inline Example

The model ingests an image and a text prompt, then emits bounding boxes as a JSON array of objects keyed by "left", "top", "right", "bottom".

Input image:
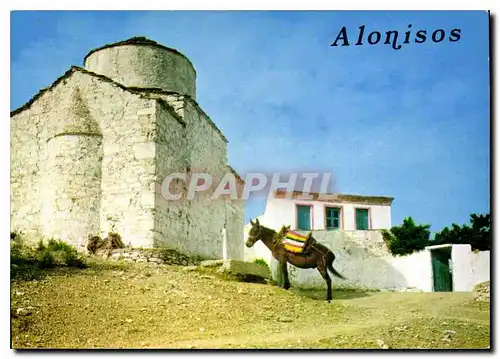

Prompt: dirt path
[{"left": 11, "top": 261, "right": 490, "bottom": 349}]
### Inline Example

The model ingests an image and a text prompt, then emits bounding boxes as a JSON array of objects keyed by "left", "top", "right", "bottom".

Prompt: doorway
[{"left": 430, "top": 247, "right": 453, "bottom": 292}]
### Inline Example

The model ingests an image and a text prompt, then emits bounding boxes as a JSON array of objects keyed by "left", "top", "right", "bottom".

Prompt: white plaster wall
[
  {"left": 471, "top": 250, "right": 490, "bottom": 286},
  {"left": 369, "top": 205, "right": 392, "bottom": 229},
  {"left": 451, "top": 244, "right": 474, "bottom": 291},
  {"left": 390, "top": 250, "right": 433, "bottom": 292},
  {"left": 258, "top": 196, "right": 391, "bottom": 232},
  {"left": 449, "top": 245, "right": 489, "bottom": 291}
]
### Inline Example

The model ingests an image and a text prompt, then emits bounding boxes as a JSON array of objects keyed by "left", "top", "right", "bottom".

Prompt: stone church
[{"left": 11, "top": 37, "right": 244, "bottom": 260}]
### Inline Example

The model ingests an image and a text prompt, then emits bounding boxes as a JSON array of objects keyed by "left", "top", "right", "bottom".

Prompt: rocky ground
[
  {"left": 11, "top": 258, "right": 490, "bottom": 349},
  {"left": 474, "top": 281, "right": 490, "bottom": 302}
]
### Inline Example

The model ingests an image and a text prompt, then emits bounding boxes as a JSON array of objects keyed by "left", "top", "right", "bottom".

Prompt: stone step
[{"left": 219, "top": 259, "right": 270, "bottom": 279}]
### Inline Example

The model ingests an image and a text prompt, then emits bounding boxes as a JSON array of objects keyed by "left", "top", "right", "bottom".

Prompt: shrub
[
  {"left": 382, "top": 217, "right": 431, "bottom": 256},
  {"left": 38, "top": 249, "right": 56, "bottom": 269},
  {"left": 254, "top": 258, "right": 269, "bottom": 267},
  {"left": 11, "top": 236, "right": 88, "bottom": 272}
]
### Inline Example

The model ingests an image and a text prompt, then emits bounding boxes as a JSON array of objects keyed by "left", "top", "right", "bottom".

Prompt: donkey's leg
[
  {"left": 317, "top": 264, "right": 332, "bottom": 302},
  {"left": 281, "top": 259, "right": 291, "bottom": 290}
]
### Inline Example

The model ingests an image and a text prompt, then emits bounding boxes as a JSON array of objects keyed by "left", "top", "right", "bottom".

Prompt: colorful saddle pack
[{"left": 282, "top": 230, "right": 315, "bottom": 254}]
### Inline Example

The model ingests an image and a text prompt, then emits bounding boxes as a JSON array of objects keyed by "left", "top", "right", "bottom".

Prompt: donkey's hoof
[{"left": 325, "top": 300, "right": 331, "bottom": 303}]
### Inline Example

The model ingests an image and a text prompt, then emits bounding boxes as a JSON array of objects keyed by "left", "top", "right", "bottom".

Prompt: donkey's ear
[
  {"left": 255, "top": 218, "right": 260, "bottom": 226},
  {"left": 250, "top": 219, "right": 255, "bottom": 226}
]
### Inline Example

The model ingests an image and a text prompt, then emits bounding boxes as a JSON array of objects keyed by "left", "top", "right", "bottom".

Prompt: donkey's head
[{"left": 245, "top": 218, "right": 262, "bottom": 248}]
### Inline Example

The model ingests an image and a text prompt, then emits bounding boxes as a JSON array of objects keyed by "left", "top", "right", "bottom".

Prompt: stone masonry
[{"left": 10, "top": 37, "right": 244, "bottom": 260}]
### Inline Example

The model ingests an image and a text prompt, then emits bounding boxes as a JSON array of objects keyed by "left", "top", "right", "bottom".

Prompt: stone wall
[
  {"left": 106, "top": 247, "right": 201, "bottom": 266},
  {"left": 153, "top": 99, "right": 190, "bottom": 251},
  {"left": 41, "top": 135, "right": 103, "bottom": 249},
  {"left": 11, "top": 39, "right": 244, "bottom": 261},
  {"left": 11, "top": 69, "right": 160, "bottom": 249}
]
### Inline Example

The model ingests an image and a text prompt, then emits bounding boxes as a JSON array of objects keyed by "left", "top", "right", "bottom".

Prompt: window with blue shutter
[{"left": 325, "top": 207, "right": 340, "bottom": 230}]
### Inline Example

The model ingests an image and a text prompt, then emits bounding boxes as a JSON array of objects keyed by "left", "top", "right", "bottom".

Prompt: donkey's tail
[{"left": 327, "top": 256, "right": 346, "bottom": 280}]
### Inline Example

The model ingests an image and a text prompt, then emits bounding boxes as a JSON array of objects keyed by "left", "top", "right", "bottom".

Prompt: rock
[
  {"left": 474, "top": 281, "right": 490, "bottom": 302},
  {"left": 183, "top": 266, "right": 198, "bottom": 272},
  {"left": 277, "top": 316, "right": 293, "bottom": 323},
  {"left": 16, "top": 307, "right": 32, "bottom": 316},
  {"left": 220, "top": 259, "right": 271, "bottom": 279},
  {"left": 200, "top": 259, "right": 224, "bottom": 268}
]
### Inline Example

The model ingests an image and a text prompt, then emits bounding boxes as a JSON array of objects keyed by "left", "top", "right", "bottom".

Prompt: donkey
[{"left": 245, "top": 218, "right": 345, "bottom": 302}]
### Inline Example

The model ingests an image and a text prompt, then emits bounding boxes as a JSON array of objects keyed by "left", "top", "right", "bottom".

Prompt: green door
[
  {"left": 356, "top": 208, "right": 369, "bottom": 230},
  {"left": 297, "top": 205, "right": 311, "bottom": 230},
  {"left": 431, "top": 249, "right": 453, "bottom": 292}
]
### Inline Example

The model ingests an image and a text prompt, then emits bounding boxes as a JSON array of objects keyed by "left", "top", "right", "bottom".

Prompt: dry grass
[{"left": 11, "top": 258, "right": 490, "bottom": 349}]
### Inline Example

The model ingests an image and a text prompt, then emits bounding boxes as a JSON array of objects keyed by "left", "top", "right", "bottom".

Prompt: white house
[
  {"left": 244, "top": 190, "right": 489, "bottom": 292},
  {"left": 252, "top": 189, "right": 394, "bottom": 232}
]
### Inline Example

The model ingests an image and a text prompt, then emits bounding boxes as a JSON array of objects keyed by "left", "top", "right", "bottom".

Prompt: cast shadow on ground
[{"left": 292, "top": 287, "right": 372, "bottom": 300}]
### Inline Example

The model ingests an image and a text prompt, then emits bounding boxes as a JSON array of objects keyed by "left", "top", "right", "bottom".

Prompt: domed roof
[
  {"left": 83, "top": 36, "right": 195, "bottom": 73},
  {"left": 83, "top": 36, "right": 197, "bottom": 99}
]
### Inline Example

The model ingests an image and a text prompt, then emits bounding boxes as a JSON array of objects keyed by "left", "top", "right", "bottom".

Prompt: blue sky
[{"left": 11, "top": 11, "right": 490, "bottom": 234}]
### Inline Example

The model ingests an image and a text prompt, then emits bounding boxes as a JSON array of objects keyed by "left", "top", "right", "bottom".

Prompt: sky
[{"left": 10, "top": 10, "right": 490, "bottom": 234}]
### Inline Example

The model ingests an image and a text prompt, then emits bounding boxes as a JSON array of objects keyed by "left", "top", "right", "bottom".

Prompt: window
[
  {"left": 296, "top": 205, "right": 311, "bottom": 230},
  {"left": 325, "top": 207, "right": 340, "bottom": 230},
  {"left": 356, "top": 208, "right": 369, "bottom": 230}
]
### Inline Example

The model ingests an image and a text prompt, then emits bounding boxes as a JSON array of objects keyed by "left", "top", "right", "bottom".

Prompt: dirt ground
[{"left": 11, "top": 259, "right": 491, "bottom": 349}]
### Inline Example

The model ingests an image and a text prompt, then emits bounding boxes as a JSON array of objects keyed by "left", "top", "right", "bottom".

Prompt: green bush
[
  {"left": 38, "top": 249, "right": 56, "bottom": 268},
  {"left": 382, "top": 217, "right": 431, "bottom": 256},
  {"left": 11, "top": 235, "right": 87, "bottom": 271},
  {"left": 253, "top": 258, "right": 269, "bottom": 267}
]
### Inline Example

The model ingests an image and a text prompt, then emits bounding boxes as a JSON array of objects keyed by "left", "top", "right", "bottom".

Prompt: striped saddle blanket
[{"left": 283, "top": 230, "right": 312, "bottom": 254}]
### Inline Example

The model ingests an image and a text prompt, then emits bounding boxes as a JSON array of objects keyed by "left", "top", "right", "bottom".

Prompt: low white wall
[
  {"left": 471, "top": 250, "right": 490, "bottom": 286},
  {"left": 450, "top": 244, "right": 473, "bottom": 291},
  {"left": 390, "top": 250, "right": 433, "bottom": 292}
]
